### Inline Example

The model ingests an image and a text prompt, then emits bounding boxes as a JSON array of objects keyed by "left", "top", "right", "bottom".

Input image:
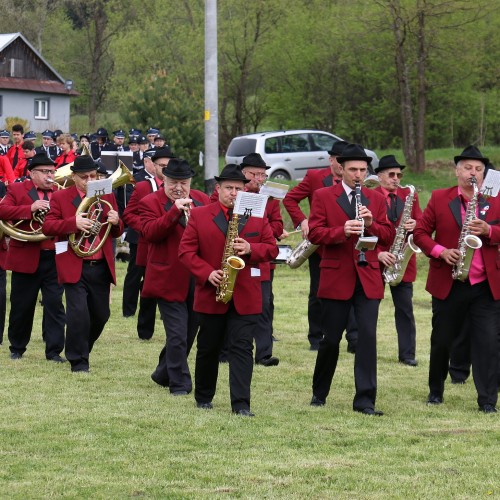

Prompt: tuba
[
  {"left": 0, "top": 203, "right": 51, "bottom": 242},
  {"left": 69, "top": 161, "right": 135, "bottom": 258},
  {"left": 382, "top": 185, "right": 422, "bottom": 286},
  {"left": 216, "top": 212, "right": 245, "bottom": 303}
]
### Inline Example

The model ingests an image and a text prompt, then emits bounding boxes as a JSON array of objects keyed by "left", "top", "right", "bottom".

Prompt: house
[{"left": 0, "top": 32, "right": 78, "bottom": 133}]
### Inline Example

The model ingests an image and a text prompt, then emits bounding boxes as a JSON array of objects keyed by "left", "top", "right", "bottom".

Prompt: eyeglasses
[
  {"left": 75, "top": 173, "right": 97, "bottom": 180},
  {"left": 245, "top": 171, "right": 268, "bottom": 180},
  {"left": 32, "top": 169, "right": 55, "bottom": 175},
  {"left": 154, "top": 162, "right": 169, "bottom": 168},
  {"left": 387, "top": 172, "right": 403, "bottom": 179}
]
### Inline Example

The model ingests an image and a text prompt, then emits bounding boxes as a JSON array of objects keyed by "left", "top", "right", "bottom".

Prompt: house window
[{"left": 34, "top": 99, "right": 49, "bottom": 120}]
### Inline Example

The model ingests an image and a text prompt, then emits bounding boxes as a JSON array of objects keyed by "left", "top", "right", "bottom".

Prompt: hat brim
[
  {"left": 337, "top": 155, "right": 373, "bottom": 164},
  {"left": 214, "top": 175, "right": 250, "bottom": 184},
  {"left": 162, "top": 169, "right": 196, "bottom": 180},
  {"left": 375, "top": 164, "right": 406, "bottom": 173},
  {"left": 454, "top": 155, "right": 489, "bottom": 166}
]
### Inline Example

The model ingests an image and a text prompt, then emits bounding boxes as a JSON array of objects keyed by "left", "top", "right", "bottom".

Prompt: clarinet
[{"left": 354, "top": 181, "right": 368, "bottom": 267}]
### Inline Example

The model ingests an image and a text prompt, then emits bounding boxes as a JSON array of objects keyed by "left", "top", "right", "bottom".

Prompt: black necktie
[
  {"left": 227, "top": 208, "right": 233, "bottom": 221},
  {"left": 350, "top": 190, "right": 356, "bottom": 218},
  {"left": 12, "top": 146, "right": 19, "bottom": 168},
  {"left": 389, "top": 193, "right": 398, "bottom": 222}
]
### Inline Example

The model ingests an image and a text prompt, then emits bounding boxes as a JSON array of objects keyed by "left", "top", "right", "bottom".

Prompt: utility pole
[{"left": 204, "top": 0, "right": 218, "bottom": 194}]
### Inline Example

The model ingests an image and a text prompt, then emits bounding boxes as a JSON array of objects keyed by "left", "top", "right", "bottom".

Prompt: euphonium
[
  {"left": 382, "top": 185, "right": 422, "bottom": 286},
  {"left": 452, "top": 176, "right": 482, "bottom": 281},
  {"left": 69, "top": 161, "right": 135, "bottom": 258},
  {"left": 216, "top": 212, "right": 246, "bottom": 303}
]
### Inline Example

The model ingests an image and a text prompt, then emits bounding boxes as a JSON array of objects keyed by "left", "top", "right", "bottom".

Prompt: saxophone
[
  {"left": 216, "top": 212, "right": 246, "bottom": 303},
  {"left": 452, "top": 176, "right": 483, "bottom": 281},
  {"left": 286, "top": 238, "right": 319, "bottom": 269},
  {"left": 382, "top": 185, "right": 422, "bottom": 286}
]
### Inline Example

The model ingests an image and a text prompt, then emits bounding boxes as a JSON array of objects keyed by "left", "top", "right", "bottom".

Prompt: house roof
[
  {"left": 0, "top": 32, "right": 70, "bottom": 87},
  {"left": 0, "top": 77, "right": 78, "bottom": 95}
]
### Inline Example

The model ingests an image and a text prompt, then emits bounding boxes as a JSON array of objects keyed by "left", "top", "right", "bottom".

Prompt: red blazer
[
  {"left": 283, "top": 168, "right": 333, "bottom": 228},
  {"left": 123, "top": 179, "right": 158, "bottom": 266},
  {"left": 178, "top": 203, "right": 278, "bottom": 315},
  {"left": 308, "top": 183, "right": 394, "bottom": 300},
  {"left": 0, "top": 180, "right": 57, "bottom": 273},
  {"left": 0, "top": 156, "right": 15, "bottom": 183},
  {"left": 42, "top": 185, "right": 123, "bottom": 284},
  {"left": 374, "top": 186, "right": 423, "bottom": 283},
  {"left": 7, "top": 142, "right": 25, "bottom": 177},
  {"left": 55, "top": 150, "right": 77, "bottom": 168},
  {"left": 140, "top": 188, "right": 210, "bottom": 302},
  {"left": 413, "top": 186, "right": 500, "bottom": 300}
]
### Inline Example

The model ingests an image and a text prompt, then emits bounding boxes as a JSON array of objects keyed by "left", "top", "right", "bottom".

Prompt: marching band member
[
  {"left": 140, "top": 159, "right": 210, "bottom": 394},
  {"left": 0, "top": 153, "right": 65, "bottom": 361},
  {"left": 374, "top": 155, "right": 422, "bottom": 366},
  {"left": 0, "top": 181, "right": 6, "bottom": 345},
  {"left": 35, "top": 130, "right": 60, "bottom": 161},
  {"left": 308, "top": 143, "right": 393, "bottom": 415},
  {"left": 283, "top": 140, "right": 359, "bottom": 352},
  {"left": 43, "top": 155, "right": 123, "bottom": 373},
  {"left": 54, "top": 133, "right": 77, "bottom": 168},
  {"left": 9, "top": 124, "right": 26, "bottom": 178},
  {"left": 413, "top": 145, "right": 499, "bottom": 413},
  {"left": 0, "top": 129, "right": 10, "bottom": 155},
  {"left": 178, "top": 164, "right": 278, "bottom": 416}
]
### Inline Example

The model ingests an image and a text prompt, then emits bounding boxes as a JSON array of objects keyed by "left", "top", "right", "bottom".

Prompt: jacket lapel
[{"left": 448, "top": 196, "right": 463, "bottom": 229}]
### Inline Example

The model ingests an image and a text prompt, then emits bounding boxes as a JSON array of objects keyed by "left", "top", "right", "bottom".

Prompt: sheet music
[
  {"left": 481, "top": 169, "right": 500, "bottom": 197},
  {"left": 259, "top": 181, "right": 289, "bottom": 200},
  {"left": 233, "top": 191, "right": 268, "bottom": 218},
  {"left": 86, "top": 178, "right": 113, "bottom": 198}
]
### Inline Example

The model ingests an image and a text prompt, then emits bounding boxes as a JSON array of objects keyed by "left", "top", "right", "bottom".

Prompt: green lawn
[{"left": 0, "top": 156, "right": 499, "bottom": 498}]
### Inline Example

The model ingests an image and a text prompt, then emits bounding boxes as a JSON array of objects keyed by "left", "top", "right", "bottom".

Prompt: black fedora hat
[
  {"left": 454, "top": 145, "right": 489, "bottom": 166},
  {"left": 337, "top": 143, "right": 373, "bottom": 164},
  {"left": 375, "top": 155, "right": 406, "bottom": 174},
  {"left": 240, "top": 152, "right": 269, "bottom": 170},
  {"left": 151, "top": 147, "right": 176, "bottom": 162},
  {"left": 215, "top": 164, "right": 250, "bottom": 183},
  {"left": 71, "top": 155, "right": 98, "bottom": 172},
  {"left": 162, "top": 158, "right": 195, "bottom": 180},
  {"left": 28, "top": 152, "right": 56, "bottom": 170},
  {"left": 328, "top": 140, "right": 349, "bottom": 157}
]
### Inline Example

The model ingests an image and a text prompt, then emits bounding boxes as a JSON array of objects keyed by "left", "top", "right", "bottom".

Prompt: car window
[
  {"left": 226, "top": 138, "right": 257, "bottom": 157},
  {"left": 282, "top": 133, "right": 310, "bottom": 153},
  {"left": 310, "top": 133, "right": 336, "bottom": 151},
  {"left": 264, "top": 137, "right": 279, "bottom": 154}
]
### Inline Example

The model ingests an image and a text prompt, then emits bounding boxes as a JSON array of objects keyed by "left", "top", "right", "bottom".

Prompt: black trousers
[
  {"left": 152, "top": 287, "right": 199, "bottom": 393},
  {"left": 449, "top": 318, "right": 472, "bottom": 383},
  {"left": 308, "top": 252, "right": 358, "bottom": 348},
  {"left": 0, "top": 268, "right": 6, "bottom": 345},
  {"left": 64, "top": 261, "right": 111, "bottom": 371},
  {"left": 388, "top": 281, "right": 417, "bottom": 360},
  {"left": 122, "top": 242, "right": 157, "bottom": 339},
  {"left": 254, "top": 280, "right": 273, "bottom": 362},
  {"left": 313, "top": 278, "right": 380, "bottom": 411},
  {"left": 195, "top": 305, "right": 257, "bottom": 412},
  {"left": 429, "top": 280, "right": 498, "bottom": 407},
  {"left": 8, "top": 251, "right": 65, "bottom": 359}
]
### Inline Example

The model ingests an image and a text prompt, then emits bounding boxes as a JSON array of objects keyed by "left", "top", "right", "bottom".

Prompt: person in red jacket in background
[
  {"left": 7, "top": 124, "right": 25, "bottom": 174},
  {"left": 54, "top": 133, "right": 77, "bottom": 168},
  {"left": 374, "top": 155, "right": 422, "bottom": 367}
]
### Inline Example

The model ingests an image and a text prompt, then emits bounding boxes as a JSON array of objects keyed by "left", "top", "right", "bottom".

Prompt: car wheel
[{"left": 270, "top": 170, "right": 291, "bottom": 181}]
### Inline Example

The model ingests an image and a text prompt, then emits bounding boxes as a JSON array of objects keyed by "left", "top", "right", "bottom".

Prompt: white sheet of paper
[
  {"left": 481, "top": 169, "right": 500, "bottom": 197},
  {"left": 259, "top": 181, "right": 289, "bottom": 200},
  {"left": 250, "top": 267, "right": 261, "bottom": 277},
  {"left": 55, "top": 241, "right": 68, "bottom": 254},
  {"left": 86, "top": 178, "right": 112, "bottom": 198},
  {"left": 233, "top": 191, "right": 268, "bottom": 218}
]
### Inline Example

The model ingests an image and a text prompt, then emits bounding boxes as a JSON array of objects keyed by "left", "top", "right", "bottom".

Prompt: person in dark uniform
[
  {"left": 308, "top": 143, "right": 394, "bottom": 415},
  {"left": 375, "top": 155, "right": 422, "bottom": 366},
  {"left": 102, "top": 130, "right": 130, "bottom": 152},
  {"left": 43, "top": 155, "right": 124, "bottom": 372},
  {"left": 140, "top": 158, "right": 210, "bottom": 394},
  {"left": 179, "top": 164, "right": 278, "bottom": 417},
  {"left": 35, "top": 130, "right": 59, "bottom": 161},
  {"left": 0, "top": 130, "right": 10, "bottom": 156},
  {"left": 413, "top": 145, "right": 500, "bottom": 413},
  {"left": 90, "top": 127, "right": 109, "bottom": 160},
  {"left": 283, "top": 140, "right": 359, "bottom": 352},
  {"left": 0, "top": 153, "right": 66, "bottom": 361}
]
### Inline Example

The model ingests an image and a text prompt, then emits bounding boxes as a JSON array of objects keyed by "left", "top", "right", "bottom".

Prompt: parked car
[{"left": 225, "top": 129, "right": 378, "bottom": 180}]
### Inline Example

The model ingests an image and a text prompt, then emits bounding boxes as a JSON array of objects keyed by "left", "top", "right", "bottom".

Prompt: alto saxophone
[
  {"left": 452, "top": 176, "right": 483, "bottom": 281},
  {"left": 382, "top": 185, "right": 422, "bottom": 286},
  {"left": 216, "top": 212, "right": 246, "bottom": 303}
]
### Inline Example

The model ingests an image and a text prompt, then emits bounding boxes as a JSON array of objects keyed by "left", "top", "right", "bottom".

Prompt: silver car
[{"left": 225, "top": 129, "right": 378, "bottom": 180}]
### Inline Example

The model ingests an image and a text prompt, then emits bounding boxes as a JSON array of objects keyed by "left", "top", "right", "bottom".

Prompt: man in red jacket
[
  {"left": 374, "top": 155, "right": 422, "bottom": 367},
  {"left": 7, "top": 124, "right": 25, "bottom": 176},
  {"left": 43, "top": 155, "right": 124, "bottom": 373},
  {"left": 413, "top": 145, "right": 499, "bottom": 413},
  {"left": 0, "top": 153, "right": 65, "bottom": 361},
  {"left": 308, "top": 143, "right": 394, "bottom": 415},
  {"left": 140, "top": 158, "right": 210, "bottom": 394},
  {"left": 179, "top": 164, "right": 278, "bottom": 416}
]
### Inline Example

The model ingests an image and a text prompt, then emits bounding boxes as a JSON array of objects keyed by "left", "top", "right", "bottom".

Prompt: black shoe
[
  {"left": 479, "top": 404, "right": 497, "bottom": 414},
  {"left": 10, "top": 352, "right": 22, "bottom": 360},
  {"left": 196, "top": 401, "right": 213, "bottom": 410},
  {"left": 71, "top": 367, "right": 89, "bottom": 373},
  {"left": 427, "top": 394, "right": 443, "bottom": 405},
  {"left": 347, "top": 342, "right": 357, "bottom": 354},
  {"left": 399, "top": 358, "right": 418, "bottom": 367},
  {"left": 309, "top": 344, "right": 319, "bottom": 352},
  {"left": 451, "top": 378, "right": 466, "bottom": 385},
  {"left": 47, "top": 355, "right": 67, "bottom": 363},
  {"left": 256, "top": 356, "right": 279, "bottom": 367},
  {"left": 354, "top": 407, "right": 384, "bottom": 416},
  {"left": 171, "top": 390, "right": 189, "bottom": 396},
  {"left": 310, "top": 395, "right": 325, "bottom": 407},
  {"left": 232, "top": 409, "right": 255, "bottom": 417}
]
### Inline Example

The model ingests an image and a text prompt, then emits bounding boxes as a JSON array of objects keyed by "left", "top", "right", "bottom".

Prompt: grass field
[{"left": 1, "top": 156, "right": 499, "bottom": 498}]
